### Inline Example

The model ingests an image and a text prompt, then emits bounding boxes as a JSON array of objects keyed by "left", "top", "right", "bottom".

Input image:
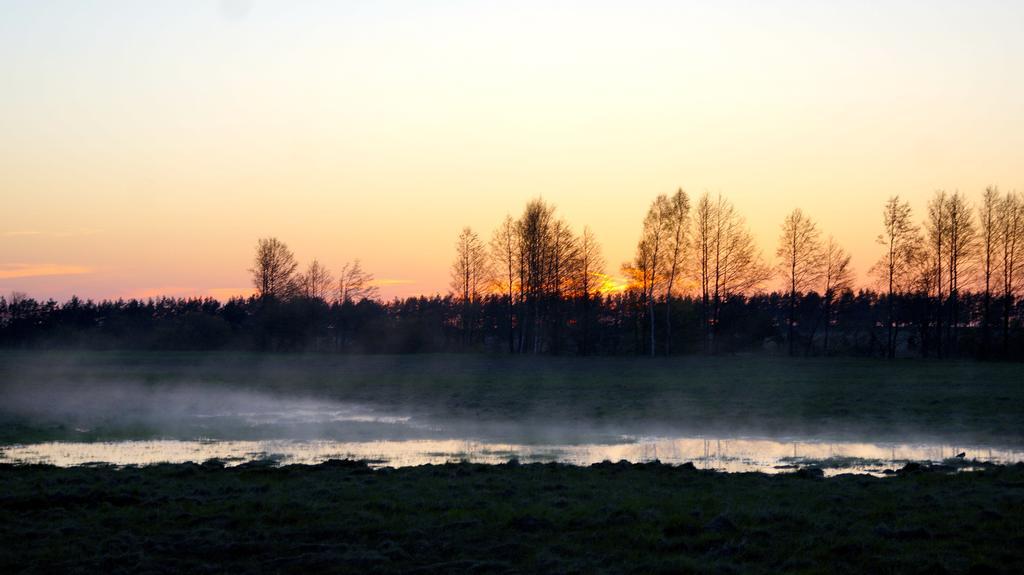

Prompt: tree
[
  {"left": 573, "top": 226, "right": 605, "bottom": 355},
  {"left": 634, "top": 194, "right": 672, "bottom": 356},
  {"left": 250, "top": 237, "right": 299, "bottom": 300},
  {"left": 945, "top": 191, "right": 977, "bottom": 354},
  {"left": 662, "top": 189, "right": 690, "bottom": 355},
  {"left": 338, "top": 260, "right": 378, "bottom": 304},
  {"left": 450, "top": 227, "right": 490, "bottom": 345},
  {"left": 517, "top": 199, "right": 556, "bottom": 353},
  {"left": 546, "top": 218, "right": 579, "bottom": 353},
  {"left": 776, "top": 208, "right": 823, "bottom": 356},
  {"left": 924, "top": 191, "right": 948, "bottom": 356},
  {"left": 997, "top": 190, "right": 1024, "bottom": 355},
  {"left": 490, "top": 215, "right": 518, "bottom": 353},
  {"left": 978, "top": 186, "right": 999, "bottom": 357},
  {"left": 693, "top": 193, "right": 714, "bottom": 353},
  {"left": 820, "top": 236, "right": 852, "bottom": 355},
  {"left": 872, "top": 196, "right": 923, "bottom": 358},
  {"left": 570, "top": 226, "right": 605, "bottom": 300},
  {"left": 298, "top": 259, "right": 335, "bottom": 301},
  {"left": 510, "top": 199, "right": 578, "bottom": 353},
  {"left": 691, "top": 192, "right": 770, "bottom": 353}
]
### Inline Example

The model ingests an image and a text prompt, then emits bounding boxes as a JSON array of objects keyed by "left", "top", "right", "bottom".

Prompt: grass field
[
  {"left": 1, "top": 350, "right": 1023, "bottom": 445},
  {"left": 1, "top": 460, "right": 1022, "bottom": 574},
  {"left": 2, "top": 352, "right": 1023, "bottom": 573}
]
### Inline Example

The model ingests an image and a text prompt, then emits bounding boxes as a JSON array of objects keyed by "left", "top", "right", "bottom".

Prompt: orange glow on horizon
[{"left": 1, "top": 3, "right": 1021, "bottom": 302}]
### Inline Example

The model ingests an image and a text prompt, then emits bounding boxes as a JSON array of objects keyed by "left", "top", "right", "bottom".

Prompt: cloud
[{"left": 0, "top": 264, "right": 93, "bottom": 280}]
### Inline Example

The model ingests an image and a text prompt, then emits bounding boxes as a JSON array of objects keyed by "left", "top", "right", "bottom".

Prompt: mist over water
[
  {"left": 0, "top": 382, "right": 433, "bottom": 441},
  {"left": 2, "top": 377, "right": 1021, "bottom": 475}
]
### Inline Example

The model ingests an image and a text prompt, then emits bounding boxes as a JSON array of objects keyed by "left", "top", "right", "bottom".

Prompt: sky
[{"left": 2, "top": 0, "right": 1022, "bottom": 301}]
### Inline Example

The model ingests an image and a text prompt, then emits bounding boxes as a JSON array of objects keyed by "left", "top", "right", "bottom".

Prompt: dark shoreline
[{"left": 2, "top": 459, "right": 1022, "bottom": 574}]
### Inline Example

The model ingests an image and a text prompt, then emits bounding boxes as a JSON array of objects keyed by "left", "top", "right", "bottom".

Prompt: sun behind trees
[
  {"left": 448, "top": 199, "right": 607, "bottom": 354},
  {"left": 442, "top": 185, "right": 1022, "bottom": 359},
  {"left": 4, "top": 187, "right": 1022, "bottom": 358}
]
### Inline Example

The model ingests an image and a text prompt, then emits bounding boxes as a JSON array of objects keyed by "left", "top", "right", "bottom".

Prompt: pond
[
  {"left": 2, "top": 387, "right": 1020, "bottom": 475},
  {"left": 2, "top": 436, "right": 1020, "bottom": 476}
]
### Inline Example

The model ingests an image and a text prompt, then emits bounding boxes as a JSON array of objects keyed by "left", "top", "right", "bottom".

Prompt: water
[
  {"left": 2, "top": 435, "right": 1019, "bottom": 476},
  {"left": 2, "top": 394, "right": 1020, "bottom": 475}
]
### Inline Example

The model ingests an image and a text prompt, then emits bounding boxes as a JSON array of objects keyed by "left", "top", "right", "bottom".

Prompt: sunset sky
[{"left": 2, "top": 1, "right": 1022, "bottom": 301}]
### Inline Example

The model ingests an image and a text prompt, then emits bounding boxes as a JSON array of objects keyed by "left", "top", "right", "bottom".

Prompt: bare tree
[
  {"left": 502, "top": 199, "right": 581, "bottom": 353},
  {"left": 338, "top": 260, "right": 378, "bottom": 304},
  {"left": 979, "top": 186, "right": 999, "bottom": 356},
  {"left": 451, "top": 227, "right": 489, "bottom": 301},
  {"left": 693, "top": 193, "right": 714, "bottom": 353},
  {"left": 545, "top": 218, "right": 578, "bottom": 353},
  {"left": 946, "top": 191, "right": 977, "bottom": 354},
  {"left": 451, "top": 227, "right": 490, "bottom": 345},
  {"left": 820, "top": 236, "right": 853, "bottom": 355},
  {"left": 250, "top": 237, "right": 299, "bottom": 300},
  {"left": 776, "top": 208, "right": 823, "bottom": 356},
  {"left": 572, "top": 226, "right": 605, "bottom": 299},
  {"left": 298, "top": 259, "right": 335, "bottom": 301},
  {"left": 872, "top": 196, "right": 923, "bottom": 358},
  {"left": 634, "top": 194, "right": 672, "bottom": 356},
  {"left": 516, "top": 199, "right": 555, "bottom": 353},
  {"left": 691, "top": 192, "right": 770, "bottom": 353},
  {"left": 662, "top": 189, "right": 690, "bottom": 355},
  {"left": 997, "top": 190, "right": 1024, "bottom": 355},
  {"left": 924, "top": 191, "right": 948, "bottom": 356},
  {"left": 490, "top": 215, "right": 518, "bottom": 353},
  {"left": 573, "top": 226, "right": 605, "bottom": 355}
]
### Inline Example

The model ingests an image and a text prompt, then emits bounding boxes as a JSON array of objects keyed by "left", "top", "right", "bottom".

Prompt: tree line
[
  {"left": 1, "top": 188, "right": 1021, "bottom": 359},
  {"left": 445, "top": 188, "right": 1022, "bottom": 360}
]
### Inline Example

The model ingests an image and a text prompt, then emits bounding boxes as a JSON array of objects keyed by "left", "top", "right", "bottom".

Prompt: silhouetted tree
[
  {"left": 573, "top": 226, "right": 605, "bottom": 355},
  {"left": 662, "top": 189, "right": 690, "bottom": 355},
  {"left": 513, "top": 199, "right": 578, "bottom": 353},
  {"left": 299, "top": 259, "right": 335, "bottom": 301},
  {"left": 776, "top": 208, "right": 823, "bottom": 356},
  {"left": 546, "top": 218, "right": 579, "bottom": 354},
  {"left": 633, "top": 194, "right": 672, "bottom": 356},
  {"left": 873, "top": 196, "right": 923, "bottom": 358},
  {"left": 946, "top": 191, "right": 977, "bottom": 355},
  {"left": 979, "top": 186, "right": 999, "bottom": 357},
  {"left": 490, "top": 215, "right": 518, "bottom": 353},
  {"left": 338, "top": 260, "right": 378, "bottom": 304},
  {"left": 250, "top": 237, "right": 299, "bottom": 300},
  {"left": 692, "top": 192, "right": 769, "bottom": 354},
  {"left": 997, "top": 190, "right": 1024, "bottom": 355},
  {"left": 924, "top": 191, "right": 949, "bottom": 357},
  {"left": 450, "top": 226, "right": 490, "bottom": 346},
  {"left": 820, "top": 236, "right": 852, "bottom": 355}
]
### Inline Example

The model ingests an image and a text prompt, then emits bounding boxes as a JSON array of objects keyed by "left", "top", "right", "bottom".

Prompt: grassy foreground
[
  {"left": 1, "top": 461, "right": 1022, "bottom": 574},
  {"left": 1, "top": 350, "right": 1023, "bottom": 445}
]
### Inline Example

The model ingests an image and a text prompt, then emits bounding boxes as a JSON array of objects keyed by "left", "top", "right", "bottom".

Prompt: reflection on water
[
  {"left": 3, "top": 389, "right": 1021, "bottom": 475},
  {"left": 2, "top": 437, "right": 1020, "bottom": 476}
]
